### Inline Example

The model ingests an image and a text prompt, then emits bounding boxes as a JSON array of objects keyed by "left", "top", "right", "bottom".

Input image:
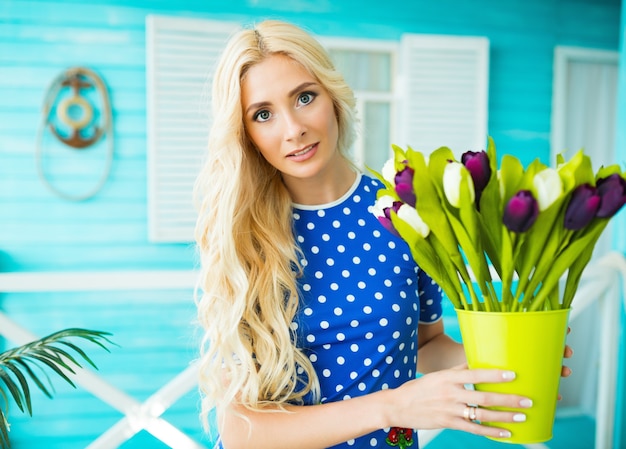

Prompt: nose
[{"left": 283, "top": 110, "right": 306, "bottom": 141}]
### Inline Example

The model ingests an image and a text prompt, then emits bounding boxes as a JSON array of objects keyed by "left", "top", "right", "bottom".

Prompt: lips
[{"left": 287, "top": 143, "right": 317, "bottom": 158}]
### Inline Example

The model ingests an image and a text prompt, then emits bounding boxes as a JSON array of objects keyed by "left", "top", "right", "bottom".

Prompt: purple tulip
[
  {"left": 395, "top": 165, "right": 416, "bottom": 207},
  {"left": 377, "top": 200, "right": 403, "bottom": 237},
  {"left": 564, "top": 184, "right": 601, "bottom": 230},
  {"left": 596, "top": 174, "right": 626, "bottom": 218},
  {"left": 503, "top": 190, "right": 539, "bottom": 233},
  {"left": 461, "top": 150, "right": 491, "bottom": 206}
]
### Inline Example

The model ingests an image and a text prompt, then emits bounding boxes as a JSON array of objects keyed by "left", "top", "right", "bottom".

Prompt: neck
[{"left": 284, "top": 159, "right": 357, "bottom": 205}]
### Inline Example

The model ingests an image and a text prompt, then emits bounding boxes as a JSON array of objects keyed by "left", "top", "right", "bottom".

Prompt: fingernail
[
  {"left": 502, "top": 371, "right": 515, "bottom": 380},
  {"left": 519, "top": 398, "right": 533, "bottom": 408},
  {"left": 513, "top": 413, "right": 526, "bottom": 422},
  {"left": 499, "top": 430, "right": 512, "bottom": 438}
]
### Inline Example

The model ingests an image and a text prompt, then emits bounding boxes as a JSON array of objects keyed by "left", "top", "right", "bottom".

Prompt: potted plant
[
  {"left": 371, "top": 137, "right": 626, "bottom": 443},
  {"left": 0, "top": 328, "right": 114, "bottom": 448}
]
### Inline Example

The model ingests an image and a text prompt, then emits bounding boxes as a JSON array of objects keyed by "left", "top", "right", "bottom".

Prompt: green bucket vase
[{"left": 455, "top": 308, "right": 571, "bottom": 444}]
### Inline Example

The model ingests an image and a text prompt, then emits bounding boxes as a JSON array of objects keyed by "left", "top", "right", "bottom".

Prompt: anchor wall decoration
[{"left": 36, "top": 67, "right": 114, "bottom": 201}]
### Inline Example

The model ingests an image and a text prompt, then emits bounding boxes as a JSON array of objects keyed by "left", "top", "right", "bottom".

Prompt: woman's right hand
[{"left": 383, "top": 363, "right": 532, "bottom": 439}]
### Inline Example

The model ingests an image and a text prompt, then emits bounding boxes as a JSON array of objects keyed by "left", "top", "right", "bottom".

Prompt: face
[{"left": 241, "top": 54, "right": 340, "bottom": 183}]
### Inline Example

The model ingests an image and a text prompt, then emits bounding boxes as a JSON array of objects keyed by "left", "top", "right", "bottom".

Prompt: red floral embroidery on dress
[{"left": 386, "top": 427, "right": 414, "bottom": 448}]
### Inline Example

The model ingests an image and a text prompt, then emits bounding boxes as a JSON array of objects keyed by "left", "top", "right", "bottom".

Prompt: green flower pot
[{"left": 455, "top": 308, "right": 571, "bottom": 444}]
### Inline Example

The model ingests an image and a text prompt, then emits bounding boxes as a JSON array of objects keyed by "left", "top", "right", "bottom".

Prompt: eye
[
  {"left": 253, "top": 109, "right": 271, "bottom": 122},
  {"left": 298, "top": 91, "right": 316, "bottom": 106}
]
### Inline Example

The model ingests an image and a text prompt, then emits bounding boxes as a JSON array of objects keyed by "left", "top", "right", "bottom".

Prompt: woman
[{"left": 194, "top": 20, "right": 569, "bottom": 449}]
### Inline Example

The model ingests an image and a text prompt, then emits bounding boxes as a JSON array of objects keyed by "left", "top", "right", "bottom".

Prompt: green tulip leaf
[{"left": 499, "top": 155, "right": 525, "bottom": 204}]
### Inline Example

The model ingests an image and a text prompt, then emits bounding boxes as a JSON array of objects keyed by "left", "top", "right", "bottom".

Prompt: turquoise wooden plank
[
  {"left": 0, "top": 153, "right": 147, "bottom": 179},
  {"left": 0, "top": 110, "right": 147, "bottom": 135},
  {"left": 0, "top": 222, "right": 153, "bottom": 243},
  {"left": 0, "top": 88, "right": 147, "bottom": 114},
  {"left": 0, "top": 42, "right": 145, "bottom": 66},
  {"left": 0, "top": 1, "right": 150, "bottom": 27},
  {"left": 0, "top": 184, "right": 149, "bottom": 204},
  {"left": 0, "top": 200, "right": 148, "bottom": 222},
  {"left": 0, "top": 243, "right": 195, "bottom": 271},
  {"left": 0, "top": 66, "right": 147, "bottom": 89},
  {"left": 0, "top": 174, "right": 150, "bottom": 201},
  {"left": 0, "top": 134, "right": 148, "bottom": 158},
  {"left": 0, "top": 22, "right": 146, "bottom": 44}
]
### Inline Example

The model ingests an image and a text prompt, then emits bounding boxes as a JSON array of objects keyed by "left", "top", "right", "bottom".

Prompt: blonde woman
[{"left": 194, "top": 20, "right": 570, "bottom": 449}]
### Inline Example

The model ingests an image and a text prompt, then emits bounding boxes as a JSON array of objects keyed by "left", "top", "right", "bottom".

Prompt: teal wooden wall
[{"left": 0, "top": 0, "right": 622, "bottom": 447}]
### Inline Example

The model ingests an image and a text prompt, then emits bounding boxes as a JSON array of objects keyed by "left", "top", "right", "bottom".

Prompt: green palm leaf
[{"left": 0, "top": 328, "right": 115, "bottom": 448}]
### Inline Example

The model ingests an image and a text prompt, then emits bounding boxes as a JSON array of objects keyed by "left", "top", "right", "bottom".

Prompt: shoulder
[{"left": 356, "top": 173, "right": 383, "bottom": 201}]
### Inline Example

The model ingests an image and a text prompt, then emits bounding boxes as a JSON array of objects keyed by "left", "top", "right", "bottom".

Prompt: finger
[
  {"left": 563, "top": 345, "right": 574, "bottom": 358},
  {"left": 470, "top": 406, "right": 527, "bottom": 426},
  {"left": 462, "top": 390, "right": 533, "bottom": 410},
  {"left": 455, "top": 417, "right": 512, "bottom": 439},
  {"left": 456, "top": 368, "right": 517, "bottom": 385},
  {"left": 561, "top": 365, "right": 572, "bottom": 377},
  {"left": 450, "top": 362, "right": 469, "bottom": 370}
]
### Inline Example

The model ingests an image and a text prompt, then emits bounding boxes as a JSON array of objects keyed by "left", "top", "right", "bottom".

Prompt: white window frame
[
  {"left": 550, "top": 45, "right": 619, "bottom": 162},
  {"left": 320, "top": 37, "right": 399, "bottom": 168}
]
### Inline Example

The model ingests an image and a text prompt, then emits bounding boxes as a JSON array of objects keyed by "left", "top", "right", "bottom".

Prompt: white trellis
[{"left": 0, "top": 270, "right": 205, "bottom": 449}]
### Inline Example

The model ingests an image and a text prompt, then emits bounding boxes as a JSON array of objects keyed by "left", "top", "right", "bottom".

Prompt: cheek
[
  {"left": 326, "top": 111, "right": 339, "bottom": 143},
  {"left": 249, "top": 129, "right": 283, "bottom": 165},
  {"left": 248, "top": 126, "right": 276, "bottom": 152}
]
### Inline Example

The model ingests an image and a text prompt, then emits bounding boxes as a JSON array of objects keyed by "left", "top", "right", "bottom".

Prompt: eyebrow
[{"left": 244, "top": 81, "right": 319, "bottom": 117}]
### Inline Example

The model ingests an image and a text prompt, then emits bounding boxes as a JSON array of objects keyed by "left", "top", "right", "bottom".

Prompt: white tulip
[
  {"left": 372, "top": 194, "right": 396, "bottom": 219},
  {"left": 443, "top": 161, "right": 475, "bottom": 208},
  {"left": 533, "top": 168, "right": 563, "bottom": 211},
  {"left": 397, "top": 204, "right": 430, "bottom": 238},
  {"left": 381, "top": 158, "right": 397, "bottom": 186}
]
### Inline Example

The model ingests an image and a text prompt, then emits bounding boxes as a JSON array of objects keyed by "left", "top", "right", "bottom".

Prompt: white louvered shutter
[
  {"left": 146, "top": 16, "right": 239, "bottom": 242},
  {"left": 397, "top": 34, "right": 489, "bottom": 157}
]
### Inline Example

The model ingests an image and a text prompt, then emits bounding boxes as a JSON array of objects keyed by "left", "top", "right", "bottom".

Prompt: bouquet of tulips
[{"left": 371, "top": 137, "right": 626, "bottom": 312}]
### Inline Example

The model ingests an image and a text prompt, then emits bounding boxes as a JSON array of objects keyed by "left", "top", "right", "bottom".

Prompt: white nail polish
[
  {"left": 500, "top": 430, "right": 512, "bottom": 438},
  {"left": 502, "top": 371, "right": 515, "bottom": 380},
  {"left": 519, "top": 398, "right": 533, "bottom": 408},
  {"left": 513, "top": 413, "right": 526, "bottom": 422}
]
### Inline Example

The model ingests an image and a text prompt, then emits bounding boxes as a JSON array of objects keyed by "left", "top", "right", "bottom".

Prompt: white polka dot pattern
[{"left": 291, "top": 174, "right": 442, "bottom": 448}]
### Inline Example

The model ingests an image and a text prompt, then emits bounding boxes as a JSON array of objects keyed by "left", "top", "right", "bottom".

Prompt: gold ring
[{"left": 463, "top": 405, "right": 478, "bottom": 421}]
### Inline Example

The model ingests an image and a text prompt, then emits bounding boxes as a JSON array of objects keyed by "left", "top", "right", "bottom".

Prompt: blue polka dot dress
[{"left": 292, "top": 173, "right": 443, "bottom": 448}]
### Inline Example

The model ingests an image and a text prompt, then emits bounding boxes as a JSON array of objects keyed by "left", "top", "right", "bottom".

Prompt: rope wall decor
[{"left": 36, "top": 67, "right": 114, "bottom": 201}]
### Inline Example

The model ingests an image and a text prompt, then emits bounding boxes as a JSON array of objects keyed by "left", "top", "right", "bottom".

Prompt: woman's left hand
[
  {"left": 561, "top": 327, "right": 573, "bottom": 378},
  {"left": 558, "top": 327, "right": 574, "bottom": 401}
]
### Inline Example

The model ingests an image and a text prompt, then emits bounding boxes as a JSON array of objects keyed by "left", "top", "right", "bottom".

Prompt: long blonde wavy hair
[{"left": 194, "top": 20, "right": 357, "bottom": 427}]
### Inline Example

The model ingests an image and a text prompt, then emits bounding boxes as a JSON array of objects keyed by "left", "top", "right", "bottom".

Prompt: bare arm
[
  {"left": 220, "top": 390, "right": 391, "bottom": 449},
  {"left": 219, "top": 369, "right": 531, "bottom": 449},
  {"left": 219, "top": 331, "right": 532, "bottom": 449},
  {"left": 417, "top": 319, "right": 466, "bottom": 374}
]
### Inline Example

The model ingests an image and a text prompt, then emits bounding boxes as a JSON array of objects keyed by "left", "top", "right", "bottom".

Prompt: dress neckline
[{"left": 292, "top": 172, "right": 362, "bottom": 211}]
